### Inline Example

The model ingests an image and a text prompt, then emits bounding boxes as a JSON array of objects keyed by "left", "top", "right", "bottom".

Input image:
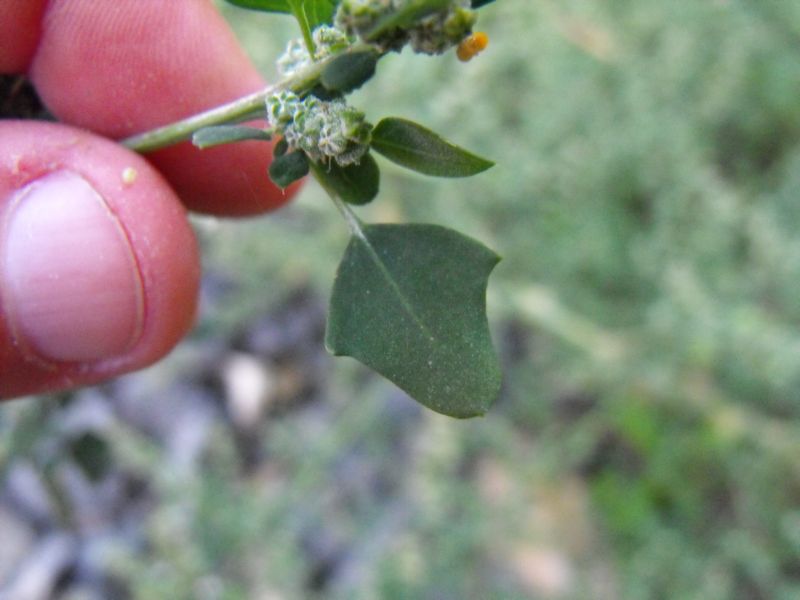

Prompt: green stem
[
  {"left": 312, "top": 166, "right": 434, "bottom": 338},
  {"left": 122, "top": 43, "right": 376, "bottom": 153},
  {"left": 121, "top": 0, "right": 490, "bottom": 154},
  {"left": 288, "top": 0, "right": 317, "bottom": 56},
  {"left": 310, "top": 164, "right": 364, "bottom": 238},
  {"left": 122, "top": 90, "right": 271, "bottom": 153},
  {"left": 332, "top": 194, "right": 365, "bottom": 239}
]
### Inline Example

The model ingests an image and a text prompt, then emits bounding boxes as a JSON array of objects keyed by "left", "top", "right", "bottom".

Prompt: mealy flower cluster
[
  {"left": 266, "top": 90, "right": 372, "bottom": 167},
  {"left": 335, "top": 0, "right": 477, "bottom": 54},
  {"left": 268, "top": 2, "right": 480, "bottom": 169},
  {"left": 276, "top": 25, "right": 352, "bottom": 77}
]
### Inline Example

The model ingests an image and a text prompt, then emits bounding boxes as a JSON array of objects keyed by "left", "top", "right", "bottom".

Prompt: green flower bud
[
  {"left": 335, "top": 0, "right": 478, "bottom": 56},
  {"left": 313, "top": 25, "right": 353, "bottom": 59},
  {"left": 268, "top": 93, "right": 373, "bottom": 167},
  {"left": 266, "top": 90, "right": 301, "bottom": 126},
  {"left": 409, "top": 4, "right": 477, "bottom": 55}
]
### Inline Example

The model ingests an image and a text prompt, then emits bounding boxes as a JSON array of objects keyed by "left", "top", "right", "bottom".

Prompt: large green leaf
[
  {"left": 326, "top": 223, "right": 501, "bottom": 418},
  {"left": 371, "top": 118, "right": 494, "bottom": 177}
]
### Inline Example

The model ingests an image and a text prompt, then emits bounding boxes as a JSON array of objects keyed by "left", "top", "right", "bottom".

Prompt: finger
[
  {"left": 28, "top": 0, "right": 292, "bottom": 216},
  {"left": 0, "top": 1, "right": 47, "bottom": 73},
  {"left": 0, "top": 121, "right": 199, "bottom": 400}
]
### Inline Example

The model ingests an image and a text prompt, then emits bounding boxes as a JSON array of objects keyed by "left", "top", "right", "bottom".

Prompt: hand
[{"left": 0, "top": 1, "right": 290, "bottom": 399}]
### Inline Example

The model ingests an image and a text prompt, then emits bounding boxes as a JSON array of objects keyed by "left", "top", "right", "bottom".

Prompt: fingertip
[{"left": 0, "top": 121, "right": 200, "bottom": 399}]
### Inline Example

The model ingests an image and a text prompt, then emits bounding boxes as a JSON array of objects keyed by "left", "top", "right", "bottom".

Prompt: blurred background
[{"left": 4, "top": 0, "right": 800, "bottom": 597}]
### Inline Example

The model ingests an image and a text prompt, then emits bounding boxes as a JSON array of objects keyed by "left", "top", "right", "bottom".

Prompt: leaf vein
[{"left": 357, "top": 232, "right": 436, "bottom": 341}]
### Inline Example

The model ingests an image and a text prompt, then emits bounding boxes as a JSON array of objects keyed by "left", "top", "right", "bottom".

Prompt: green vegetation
[
  {"left": 3, "top": 0, "right": 800, "bottom": 597},
  {"left": 133, "top": 0, "right": 503, "bottom": 417}
]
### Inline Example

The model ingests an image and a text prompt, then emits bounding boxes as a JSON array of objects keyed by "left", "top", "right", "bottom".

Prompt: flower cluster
[
  {"left": 334, "top": 0, "right": 477, "bottom": 54},
  {"left": 276, "top": 25, "right": 352, "bottom": 77},
  {"left": 266, "top": 90, "right": 372, "bottom": 167}
]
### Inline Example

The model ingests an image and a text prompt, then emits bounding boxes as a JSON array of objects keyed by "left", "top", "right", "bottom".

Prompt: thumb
[{"left": 0, "top": 121, "right": 199, "bottom": 399}]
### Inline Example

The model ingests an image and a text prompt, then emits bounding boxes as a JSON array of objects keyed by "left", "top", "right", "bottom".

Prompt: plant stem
[
  {"left": 121, "top": 43, "right": 377, "bottom": 154},
  {"left": 331, "top": 194, "right": 365, "bottom": 239},
  {"left": 310, "top": 166, "right": 365, "bottom": 239},
  {"left": 121, "top": 0, "right": 491, "bottom": 153},
  {"left": 287, "top": 0, "right": 316, "bottom": 56},
  {"left": 122, "top": 90, "right": 269, "bottom": 153}
]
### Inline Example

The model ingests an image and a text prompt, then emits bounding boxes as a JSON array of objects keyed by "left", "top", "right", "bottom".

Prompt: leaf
[
  {"left": 321, "top": 50, "right": 379, "bottom": 93},
  {"left": 269, "top": 149, "right": 310, "bottom": 188},
  {"left": 222, "top": 0, "right": 292, "bottom": 13},
  {"left": 287, "top": 0, "right": 316, "bottom": 53},
  {"left": 326, "top": 223, "right": 501, "bottom": 418},
  {"left": 192, "top": 126, "right": 271, "bottom": 149},
  {"left": 471, "top": 0, "right": 496, "bottom": 7},
  {"left": 311, "top": 154, "right": 380, "bottom": 205},
  {"left": 305, "top": 0, "right": 338, "bottom": 28},
  {"left": 287, "top": 0, "right": 339, "bottom": 50},
  {"left": 273, "top": 137, "right": 290, "bottom": 157},
  {"left": 224, "top": 1, "right": 338, "bottom": 44},
  {"left": 371, "top": 118, "right": 494, "bottom": 177}
]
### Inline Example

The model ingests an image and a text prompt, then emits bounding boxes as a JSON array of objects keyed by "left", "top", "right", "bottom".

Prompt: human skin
[{"left": 0, "top": 1, "right": 294, "bottom": 399}]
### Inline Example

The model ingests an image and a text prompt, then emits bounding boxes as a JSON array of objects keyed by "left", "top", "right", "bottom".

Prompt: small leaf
[
  {"left": 307, "top": 83, "right": 344, "bottom": 101},
  {"left": 311, "top": 154, "right": 380, "bottom": 205},
  {"left": 192, "top": 126, "right": 271, "bottom": 149},
  {"left": 222, "top": 0, "right": 336, "bottom": 27},
  {"left": 222, "top": 0, "right": 292, "bottom": 13},
  {"left": 273, "top": 137, "right": 289, "bottom": 157},
  {"left": 269, "top": 149, "right": 309, "bottom": 188},
  {"left": 371, "top": 118, "right": 494, "bottom": 177},
  {"left": 327, "top": 223, "right": 501, "bottom": 418},
  {"left": 321, "top": 50, "right": 379, "bottom": 93}
]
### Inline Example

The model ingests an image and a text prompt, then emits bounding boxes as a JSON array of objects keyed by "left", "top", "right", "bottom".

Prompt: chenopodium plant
[{"left": 123, "top": 0, "right": 500, "bottom": 418}]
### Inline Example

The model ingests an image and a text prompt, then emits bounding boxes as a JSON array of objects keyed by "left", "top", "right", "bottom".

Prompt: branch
[{"left": 121, "top": 43, "right": 377, "bottom": 153}]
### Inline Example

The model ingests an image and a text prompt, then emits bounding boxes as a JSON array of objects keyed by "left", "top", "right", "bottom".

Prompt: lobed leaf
[
  {"left": 326, "top": 223, "right": 502, "bottom": 418},
  {"left": 371, "top": 118, "right": 494, "bottom": 177}
]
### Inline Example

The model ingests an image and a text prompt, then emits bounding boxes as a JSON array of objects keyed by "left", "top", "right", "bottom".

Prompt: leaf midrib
[
  {"left": 353, "top": 226, "right": 436, "bottom": 342},
  {"left": 374, "top": 137, "right": 465, "bottom": 164}
]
